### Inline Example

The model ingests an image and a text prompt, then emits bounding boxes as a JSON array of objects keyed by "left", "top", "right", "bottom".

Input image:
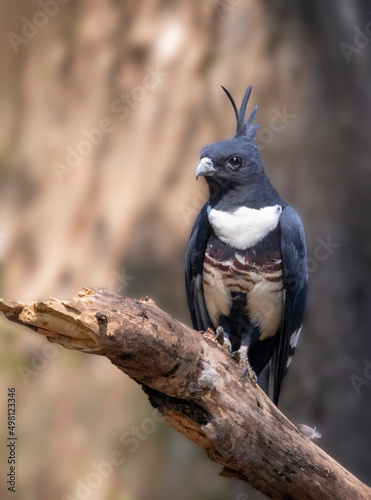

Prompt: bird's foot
[
  {"left": 240, "top": 361, "right": 257, "bottom": 383},
  {"left": 231, "top": 346, "right": 257, "bottom": 382},
  {"left": 215, "top": 326, "right": 232, "bottom": 353},
  {"left": 215, "top": 326, "right": 224, "bottom": 344}
]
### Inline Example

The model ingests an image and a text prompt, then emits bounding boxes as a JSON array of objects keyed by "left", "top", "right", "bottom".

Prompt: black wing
[
  {"left": 269, "top": 206, "right": 308, "bottom": 405},
  {"left": 185, "top": 203, "right": 213, "bottom": 331}
]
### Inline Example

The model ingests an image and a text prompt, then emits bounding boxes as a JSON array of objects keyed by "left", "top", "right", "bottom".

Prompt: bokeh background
[{"left": 1, "top": 1, "right": 371, "bottom": 499}]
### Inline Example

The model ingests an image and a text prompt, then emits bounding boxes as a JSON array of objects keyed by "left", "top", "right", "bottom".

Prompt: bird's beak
[{"left": 196, "top": 157, "right": 215, "bottom": 180}]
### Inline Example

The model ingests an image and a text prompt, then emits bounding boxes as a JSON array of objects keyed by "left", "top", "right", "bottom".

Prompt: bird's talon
[
  {"left": 223, "top": 339, "right": 232, "bottom": 353},
  {"left": 215, "top": 326, "right": 232, "bottom": 352},
  {"left": 230, "top": 350, "right": 240, "bottom": 361},
  {"left": 215, "top": 326, "right": 224, "bottom": 344},
  {"left": 238, "top": 355, "right": 257, "bottom": 383},
  {"left": 240, "top": 368, "right": 257, "bottom": 382}
]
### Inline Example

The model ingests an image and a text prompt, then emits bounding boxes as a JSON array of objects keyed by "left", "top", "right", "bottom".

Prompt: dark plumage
[{"left": 185, "top": 86, "right": 308, "bottom": 405}]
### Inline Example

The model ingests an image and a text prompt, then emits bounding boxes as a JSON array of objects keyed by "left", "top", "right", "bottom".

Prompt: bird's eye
[{"left": 229, "top": 156, "right": 242, "bottom": 169}]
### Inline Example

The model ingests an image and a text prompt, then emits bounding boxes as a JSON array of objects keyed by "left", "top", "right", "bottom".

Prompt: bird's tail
[{"left": 257, "top": 358, "right": 279, "bottom": 405}]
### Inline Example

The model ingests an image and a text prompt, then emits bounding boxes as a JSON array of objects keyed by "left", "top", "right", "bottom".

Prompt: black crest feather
[
  {"left": 221, "top": 86, "right": 238, "bottom": 124},
  {"left": 221, "top": 85, "right": 259, "bottom": 140}
]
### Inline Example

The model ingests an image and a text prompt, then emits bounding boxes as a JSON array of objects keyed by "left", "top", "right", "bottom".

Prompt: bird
[{"left": 185, "top": 85, "right": 308, "bottom": 405}]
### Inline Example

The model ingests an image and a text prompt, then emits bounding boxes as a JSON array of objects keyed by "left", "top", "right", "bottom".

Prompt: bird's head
[{"left": 196, "top": 86, "right": 263, "bottom": 204}]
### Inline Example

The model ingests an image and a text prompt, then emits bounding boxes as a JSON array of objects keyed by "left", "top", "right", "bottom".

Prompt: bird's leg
[
  {"left": 215, "top": 326, "right": 232, "bottom": 353},
  {"left": 228, "top": 320, "right": 258, "bottom": 382},
  {"left": 237, "top": 344, "right": 257, "bottom": 382},
  {"left": 231, "top": 332, "right": 257, "bottom": 382}
]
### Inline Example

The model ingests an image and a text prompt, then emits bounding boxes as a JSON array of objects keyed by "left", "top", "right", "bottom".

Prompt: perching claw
[{"left": 215, "top": 326, "right": 232, "bottom": 353}]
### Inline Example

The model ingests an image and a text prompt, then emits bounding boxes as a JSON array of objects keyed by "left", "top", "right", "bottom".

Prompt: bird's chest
[{"left": 202, "top": 207, "right": 284, "bottom": 338}]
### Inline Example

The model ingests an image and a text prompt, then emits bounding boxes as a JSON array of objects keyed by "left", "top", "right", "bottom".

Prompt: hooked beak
[{"left": 196, "top": 157, "right": 216, "bottom": 180}]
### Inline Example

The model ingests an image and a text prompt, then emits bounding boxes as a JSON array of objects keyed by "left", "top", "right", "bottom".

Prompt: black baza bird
[{"left": 185, "top": 86, "right": 308, "bottom": 405}]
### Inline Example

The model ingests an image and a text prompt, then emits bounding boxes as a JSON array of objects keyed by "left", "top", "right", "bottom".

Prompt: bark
[{"left": 0, "top": 287, "right": 370, "bottom": 500}]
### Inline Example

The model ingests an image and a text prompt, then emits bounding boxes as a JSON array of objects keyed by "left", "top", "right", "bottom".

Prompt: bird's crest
[{"left": 221, "top": 85, "right": 259, "bottom": 141}]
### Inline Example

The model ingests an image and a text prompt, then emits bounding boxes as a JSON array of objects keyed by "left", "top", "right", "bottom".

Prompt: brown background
[{"left": 0, "top": 1, "right": 370, "bottom": 499}]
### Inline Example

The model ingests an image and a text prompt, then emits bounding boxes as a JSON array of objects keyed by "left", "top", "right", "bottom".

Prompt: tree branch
[{"left": 0, "top": 287, "right": 369, "bottom": 500}]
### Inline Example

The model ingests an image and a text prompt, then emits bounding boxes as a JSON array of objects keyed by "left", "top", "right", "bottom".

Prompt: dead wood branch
[{"left": 0, "top": 288, "right": 370, "bottom": 500}]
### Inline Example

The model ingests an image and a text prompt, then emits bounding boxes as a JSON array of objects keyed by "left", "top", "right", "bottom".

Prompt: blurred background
[{"left": 0, "top": 0, "right": 371, "bottom": 499}]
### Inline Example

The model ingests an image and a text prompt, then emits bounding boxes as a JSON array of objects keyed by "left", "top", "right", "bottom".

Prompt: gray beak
[{"left": 196, "top": 157, "right": 215, "bottom": 180}]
